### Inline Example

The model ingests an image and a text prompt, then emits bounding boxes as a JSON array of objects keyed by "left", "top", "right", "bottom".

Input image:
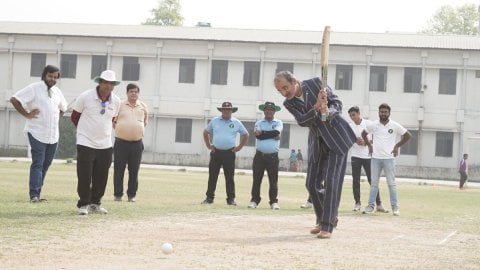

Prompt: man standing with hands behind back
[
  {"left": 201, "top": 102, "right": 249, "bottom": 206},
  {"left": 71, "top": 70, "right": 121, "bottom": 215},
  {"left": 113, "top": 83, "right": 148, "bottom": 202}
]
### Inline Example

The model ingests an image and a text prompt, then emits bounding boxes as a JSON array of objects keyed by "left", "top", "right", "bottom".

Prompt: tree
[
  {"left": 423, "top": 4, "right": 479, "bottom": 35},
  {"left": 143, "top": 0, "right": 184, "bottom": 26}
]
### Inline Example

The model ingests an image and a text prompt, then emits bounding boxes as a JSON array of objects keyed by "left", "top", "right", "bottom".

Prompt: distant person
[
  {"left": 300, "top": 196, "right": 313, "bottom": 209},
  {"left": 362, "top": 103, "right": 411, "bottom": 216},
  {"left": 289, "top": 149, "right": 297, "bottom": 172},
  {"left": 248, "top": 101, "right": 283, "bottom": 210},
  {"left": 458, "top": 153, "right": 468, "bottom": 190},
  {"left": 71, "top": 70, "right": 121, "bottom": 215},
  {"left": 10, "top": 65, "right": 68, "bottom": 203},
  {"left": 297, "top": 149, "right": 304, "bottom": 172},
  {"left": 348, "top": 106, "right": 387, "bottom": 213},
  {"left": 201, "top": 102, "right": 249, "bottom": 206},
  {"left": 113, "top": 83, "right": 148, "bottom": 202}
]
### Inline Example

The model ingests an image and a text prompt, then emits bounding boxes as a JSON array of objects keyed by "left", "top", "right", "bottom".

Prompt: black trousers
[
  {"left": 205, "top": 148, "right": 236, "bottom": 202},
  {"left": 76, "top": 145, "right": 113, "bottom": 208},
  {"left": 351, "top": 156, "right": 381, "bottom": 205},
  {"left": 113, "top": 138, "right": 144, "bottom": 198},
  {"left": 250, "top": 151, "right": 279, "bottom": 205},
  {"left": 459, "top": 172, "right": 468, "bottom": 188}
]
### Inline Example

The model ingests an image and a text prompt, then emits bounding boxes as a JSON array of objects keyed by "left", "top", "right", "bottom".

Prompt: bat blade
[{"left": 319, "top": 26, "right": 331, "bottom": 121}]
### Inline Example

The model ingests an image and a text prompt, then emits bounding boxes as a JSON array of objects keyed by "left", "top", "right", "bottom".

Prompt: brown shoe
[
  {"left": 317, "top": 231, "right": 332, "bottom": 239},
  {"left": 310, "top": 225, "right": 321, "bottom": 234}
]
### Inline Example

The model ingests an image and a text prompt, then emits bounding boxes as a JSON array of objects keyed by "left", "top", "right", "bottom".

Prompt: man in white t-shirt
[
  {"left": 348, "top": 106, "right": 387, "bottom": 213},
  {"left": 10, "top": 65, "right": 68, "bottom": 203},
  {"left": 71, "top": 70, "right": 121, "bottom": 215},
  {"left": 361, "top": 103, "right": 411, "bottom": 216}
]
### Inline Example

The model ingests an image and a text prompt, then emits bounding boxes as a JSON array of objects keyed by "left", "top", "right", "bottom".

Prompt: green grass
[{"left": 1, "top": 161, "right": 479, "bottom": 243}]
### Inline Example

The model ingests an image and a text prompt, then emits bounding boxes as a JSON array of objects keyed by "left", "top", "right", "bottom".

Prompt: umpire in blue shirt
[
  {"left": 202, "top": 102, "right": 249, "bottom": 206},
  {"left": 248, "top": 102, "right": 283, "bottom": 210}
]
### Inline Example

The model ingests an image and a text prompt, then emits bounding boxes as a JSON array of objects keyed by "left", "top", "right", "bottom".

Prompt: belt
[
  {"left": 115, "top": 137, "right": 142, "bottom": 143},
  {"left": 256, "top": 150, "right": 278, "bottom": 157},
  {"left": 213, "top": 147, "right": 234, "bottom": 152}
]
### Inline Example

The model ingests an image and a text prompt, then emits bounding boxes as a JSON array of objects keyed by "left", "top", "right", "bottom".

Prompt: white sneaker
[
  {"left": 78, "top": 205, "right": 89, "bottom": 215},
  {"left": 89, "top": 204, "right": 108, "bottom": 214},
  {"left": 393, "top": 209, "right": 400, "bottom": 216},
  {"left": 271, "top": 203, "right": 280, "bottom": 210},
  {"left": 353, "top": 203, "right": 361, "bottom": 212},
  {"left": 247, "top": 201, "right": 258, "bottom": 209},
  {"left": 300, "top": 201, "right": 313, "bottom": 209}
]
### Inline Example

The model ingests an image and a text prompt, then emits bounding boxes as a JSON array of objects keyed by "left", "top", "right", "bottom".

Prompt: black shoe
[
  {"left": 226, "top": 199, "right": 237, "bottom": 206},
  {"left": 201, "top": 198, "right": 213, "bottom": 205}
]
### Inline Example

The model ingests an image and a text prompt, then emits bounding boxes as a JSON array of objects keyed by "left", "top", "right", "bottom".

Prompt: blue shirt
[
  {"left": 206, "top": 116, "right": 248, "bottom": 150},
  {"left": 255, "top": 118, "right": 283, "bottom": 154}
]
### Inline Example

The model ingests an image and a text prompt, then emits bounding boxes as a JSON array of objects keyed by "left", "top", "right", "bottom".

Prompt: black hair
[
  {"left": 126, "top": 83, "right": 140, "bottom": 93},
  {"left": 348, "top": 106, "right": 360, "bottom": 114},
  {"left": 41, "top": 65, "right": 60, "bottom": 81},
  {"left": 379, "top": 103, "right": 391, "bottom": 112},
  {"left": 274, "top": 70, "right": 296, "bottom": 84}
]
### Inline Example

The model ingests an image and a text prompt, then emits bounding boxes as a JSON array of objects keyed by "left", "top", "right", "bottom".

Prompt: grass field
[{"left": 0, "top": 160, "right": 479, "bottom": 269}]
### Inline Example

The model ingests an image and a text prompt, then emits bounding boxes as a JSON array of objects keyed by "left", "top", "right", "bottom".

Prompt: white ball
[{"left": 161, "top": 242, "right": 173, "bottom": 254}]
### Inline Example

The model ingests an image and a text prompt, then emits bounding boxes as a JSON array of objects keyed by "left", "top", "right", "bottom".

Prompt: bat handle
[{"left": 321, "top": 113, "right": 327, "bottom": 121}]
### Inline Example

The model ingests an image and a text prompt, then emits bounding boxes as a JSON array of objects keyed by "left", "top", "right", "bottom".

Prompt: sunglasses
[{"left": 100, "top": 101, "right": 107, "bottom": 115}]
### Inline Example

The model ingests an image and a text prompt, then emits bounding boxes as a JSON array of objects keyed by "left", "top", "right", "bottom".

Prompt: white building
[{"left": 1, "top": 21, "right": 479, "bottom": 180}]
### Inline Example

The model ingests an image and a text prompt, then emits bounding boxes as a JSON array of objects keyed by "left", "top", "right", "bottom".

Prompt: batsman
[{"left": 274, "top": 26, "right": 356, "bottom": 239}]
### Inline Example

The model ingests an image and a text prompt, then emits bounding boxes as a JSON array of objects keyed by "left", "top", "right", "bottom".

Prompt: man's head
[
  {"left": 348, "top": 106, "right": 362, "bottom": 124},
  {"left": 274, "top": 71, "right": 298, "bottom": 100},
  {"left": 94, "top": 70, "right": 121, "bottom": 93},
  {"left": 217, "top": 101, "right": 237, "bottom": 119},
  {"left": 41, "top": 65, "right": 60, "bottom": 89},
  {"left": 126, "top": 83, "right": 140, "bottom": 103},
  {"left": 378, "top": 103, "right": 391, "bottom": 122},
  {"left": 464, "top": 153, "right": 468, "bottom": 159},
  {"left": 259, "top": 101, "right": 280, "bottom": 121}
]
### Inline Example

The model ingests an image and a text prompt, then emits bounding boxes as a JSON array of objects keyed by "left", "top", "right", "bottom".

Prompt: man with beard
[
  {"left": 361, "top": 103, "right": 411, "bottom": 216},
  {"left": 10, "top": 65, "right": 68, "bottom": 203}
]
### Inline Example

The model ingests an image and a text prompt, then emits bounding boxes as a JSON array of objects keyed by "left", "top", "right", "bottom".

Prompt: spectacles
[{"left": 100, "top": 101, "right": 107, "bottom": 115}]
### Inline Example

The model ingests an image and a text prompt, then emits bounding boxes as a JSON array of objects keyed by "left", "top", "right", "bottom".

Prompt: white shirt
[
  {"left": 13, "top": 81, "right": 68, "bottom": 144},
  {"left": 349, "top": 118, "right": 372, "bottom": 159},
  {"left": 72, "top": 88, "right": 120, "bottom": 149},
  {"left": 365, "top": 119, "right": 408, "bottom": 159}
]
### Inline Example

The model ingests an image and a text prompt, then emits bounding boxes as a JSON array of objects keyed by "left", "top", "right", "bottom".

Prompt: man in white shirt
[
  {"left": 361, "top": 103, "right": 411, "bottom": 216},
  {"left": 10, "top": 65, "right": 68, "bottom": 203},
  {"left": 71, "top": 70, "right": 121, "bottom": 215},
  {"left": 348, "top": 106, "right": 387, "bottom": 213}
]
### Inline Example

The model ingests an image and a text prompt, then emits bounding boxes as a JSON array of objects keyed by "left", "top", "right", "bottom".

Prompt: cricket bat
[{"left": 319, "top": 26, "right": 331, "bottom": 121}]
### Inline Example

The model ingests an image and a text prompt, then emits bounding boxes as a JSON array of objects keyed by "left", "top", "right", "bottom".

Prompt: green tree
[
  {"left": 423, "top": 4, "right": 479, "bottom": 35},
  {"left": 143, "top": 0, "right": 184, "bottom": 26}
]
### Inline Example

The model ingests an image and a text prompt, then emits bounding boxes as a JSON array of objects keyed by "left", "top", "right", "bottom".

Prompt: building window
[
  {"left": 439, "top": 69, "right": 457, "bottom": 95},
  {"left": 404, "top": 67, "right": 422, "bottom": 93},
  {"left": 243, "top": 61, "right": 260, "bottom": 86},
  {"left": 175, "top": 118, "right": 192, "bottom": 143},
  {"left": 243, "top": 121, "right": 256, "bottom": 147},
  {"left": 435, "top": 131, "right": 453, "bottom": 157},
  {"left": 280, "top": 124, "right": 290, "bottom": 149},
  {"left": 369, "top": 66, "right": 387, "bottom": 92},
  {"left": 402, "top": 130, "right": 418, "bottom": 155},
  {"left": 60, "top": 54, "right": 77, "bottom": 79},
  {"left": 276, "top": 62, "right": 294, "bottom": 74},
  {"left": 122, "top": 57, "right": 140, "bottom": 81},
  {"left": 335, "top": 65, "right": 353, "bottom": 90},
  {"left": 179, "top": 58, "right": 195, "bottom": 84},
  {"left": 91, "top": 55, "right": 107, "bottom": 79},
  {"left": 30, "top": 53, "right": 46, "bottom": 77},
  {"left": 475, "top": 70, "right": 480, "bottom": 78},
  {"left": 211, "top": 60, "right": 228, "bottom": 85}
]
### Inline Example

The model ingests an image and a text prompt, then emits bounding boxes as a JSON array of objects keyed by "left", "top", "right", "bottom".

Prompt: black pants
[
  {"left": 459, "top": 172, "right": 468, "bottom": 188},
  {"left": 113, "top": 138, "right": 144, "bottom": 198},
  {"left": 250, "top": 151, "right": 279, "bottom": 205},
  {"left": 351, "top": 156, "right": 381, "bottom": 205},
  {"left": 76, "top": 145, "right": 113, "bottom": 208},
  {"left": 205, "top": 148, "right": 236, "bottom": 202}
]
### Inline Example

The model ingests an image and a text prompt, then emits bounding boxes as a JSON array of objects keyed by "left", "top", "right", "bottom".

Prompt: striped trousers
[{"left": 306, "top": 137, "right": 348, "bottom": 233}]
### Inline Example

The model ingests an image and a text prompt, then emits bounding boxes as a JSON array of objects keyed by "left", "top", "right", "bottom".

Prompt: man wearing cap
[
  {"left": 10, "top": 65, "right": 68, "bottom": 203},
  {"left": 202, "top": 102, "right": 249, "bottom": 206},
  {"left": 71, "top": 70, "right": 121, "bottom": 215},
  {"left": 248, "top": 102, "right": 283, "bottom": 210},
  {"left": 274, "top": 71, "right": 356, "bottom": 239}
]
